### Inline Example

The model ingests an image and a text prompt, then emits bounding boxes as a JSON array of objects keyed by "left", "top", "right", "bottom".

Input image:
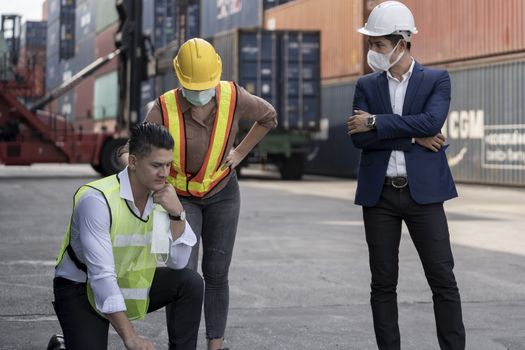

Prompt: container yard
[{"left": 2, "top": 2, "right": 525, "bottom": 350}]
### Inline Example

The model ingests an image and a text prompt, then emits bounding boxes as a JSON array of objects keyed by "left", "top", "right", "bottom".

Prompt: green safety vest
[{"left": 56, "top": 175, "right": 157, "bottom": 320}]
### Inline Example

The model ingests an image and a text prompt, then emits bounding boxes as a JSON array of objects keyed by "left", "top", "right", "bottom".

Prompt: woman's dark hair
[{"left": 129, "top": 122, "right": 174, "bottom": 158}]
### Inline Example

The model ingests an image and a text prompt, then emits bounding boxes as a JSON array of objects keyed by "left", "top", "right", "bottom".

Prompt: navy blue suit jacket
[{"left": 351, "top": 61, "right": 457, "bottom": 206}]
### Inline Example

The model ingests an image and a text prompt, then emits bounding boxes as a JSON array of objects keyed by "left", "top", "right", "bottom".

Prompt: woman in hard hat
[
  {"left": 348, "top": 1, "right": 465, "bottom": 350},
  {"left": 144, "top": 38, "right": 277, "bottom": 350}
]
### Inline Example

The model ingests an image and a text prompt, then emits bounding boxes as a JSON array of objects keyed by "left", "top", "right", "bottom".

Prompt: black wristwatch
[
  {"left": 366, "top": 115, "right": 376, "bottom": 130},
  {"left": 168, "top": 210, "right": 186, "bottom": 221}
]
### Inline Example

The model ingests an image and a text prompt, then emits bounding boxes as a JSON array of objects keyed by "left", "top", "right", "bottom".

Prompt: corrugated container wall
[
  {"left": 96, "top": 0, "right": 118, "bottom": 33},
  {"left": 264, "top": 0, "right": 364, "bottom": 80},
  {"left": 393, "top": 0, "right": 525, "bottom": 65},
  {"left": 212, "top": 29, "right": 321, "bottom": 131},
  {"left": 201, "top": 0, "right": 263, "bottom": 38},
  {"left": 305, "top": 80, "right": 361, "bottom": 177},
  {"left": 71, "top": 0, "right": 96, "bottom": 74},
  {"left": 59, "top": 0, "right": 76, "bottom": 60},
  {"left": 47, "top": 0, "right": 60, "bottom": 23},
  {"left": 46, "top": 19, "right": 61, "bottom": 90},
  {"left": 442, "top": 60, "right": 525, "bottom": 186},
  {"left": 21, "top": 21, "right": 47, "bottom": 50}
]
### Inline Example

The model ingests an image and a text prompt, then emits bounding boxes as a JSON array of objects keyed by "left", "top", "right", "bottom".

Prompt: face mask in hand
[
  {"left": 181, "top": 87, "right": 216, "bottom": 106},
  {"left": 367, "top": 40, "right": 404, "bottom": 72}
]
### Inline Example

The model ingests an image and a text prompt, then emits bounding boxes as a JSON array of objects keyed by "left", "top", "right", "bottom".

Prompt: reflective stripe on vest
[
  {"left": 55, "top": 175, "right": 157, "bottom": 321},
  {"left": 160, "top": 81, "right": 236, "bottom": 197}
]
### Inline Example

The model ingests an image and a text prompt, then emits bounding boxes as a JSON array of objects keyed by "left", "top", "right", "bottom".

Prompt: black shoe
[{"left": 47, "top": 334, "right": 66, "bottom": 350}]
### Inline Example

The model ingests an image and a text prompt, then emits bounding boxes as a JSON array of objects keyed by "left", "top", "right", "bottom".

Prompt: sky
[{"left": 0, "top": 0, "right": 46, "bottom": 23}]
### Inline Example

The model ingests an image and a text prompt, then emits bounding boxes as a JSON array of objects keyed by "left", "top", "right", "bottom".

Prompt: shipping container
[
  {"left": 16, "top": 47, "right": 47, "bottom": 99},
  {"left": 263, "top": 0, "right": 292, "bottom": 11},
  {"left": 46, "top": 18, "right": 61, "bottom": 91},
  {"left": 47, "top": 0, "right": 60, "bottom": 24},
  {"left": 143, "top": 0, "right": 155, "bottom": 35},
  {"left": 21, "top": 21, "right": 47, "bottom": 50},
  {"left": 96, "top": 0, "right": 118, "bottom": 33},
  {"left": 308, "top": 60, "right": 525, "bottom": 185},
  {"left": 94, "top": 23, "right": 118, "bottom": 75},
  {"left": 442, "top": 60, "right": 525, "bottom": 186},
  {"left": 153, "top": 0, "right": 176, "bottom": 48},
  {"left": 201, "top": 0, "right": 263, "bottom": 39},
  {"left": 392, "top": 0, "right": 525, "bottom": 65},
  {"left": 57, "top": 89, "right": 75, "bottom": 120},
  {"left": 76, "top": 0, "right": 96, "bottom": 40},
  {"left": 140, "top": 78, "right": 156, "bottom": 120},
  {"left": 71, "top": 35, "right": 96, "bottom": 73},
  {"left": 305, "top": 80, "right": 361, "bottom": 177},
  {"left": 264, "top": 0, "right": 364, "bottom": 80},
  {"left": 211, "top": 28, "right": 321, "bottom": 131},
  {"left": 93, "top": 70, "right": 119, "bottom": 120},
  {"left": 186, "top": 1, "right": 200, "bottom": 40},
  {"left": 74, "top": 76, "right": 94, "bottom": 119},
  {"left": 45, "top": 53, "right": 62, "bottom": 90},
  {"left": 59, "top": 0, "right": 76, "bottom": 60}
]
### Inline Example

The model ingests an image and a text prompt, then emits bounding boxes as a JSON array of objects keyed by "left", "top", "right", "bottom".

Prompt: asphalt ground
[{"left": 0, "top": 164, "right": 524, "bottom": 350}]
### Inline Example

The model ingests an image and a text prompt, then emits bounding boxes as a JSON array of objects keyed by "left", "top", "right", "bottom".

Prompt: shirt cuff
[
  {"left": 171, "top": 221, "right": 197, "bottom": 247},
  {"left": 98, "top": 294, "right": 127, "bottom": 314}
]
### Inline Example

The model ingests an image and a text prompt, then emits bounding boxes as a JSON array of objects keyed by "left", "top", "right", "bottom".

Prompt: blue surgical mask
[{"left": 181, "top": 88, "right": 216, "bottom": 106}]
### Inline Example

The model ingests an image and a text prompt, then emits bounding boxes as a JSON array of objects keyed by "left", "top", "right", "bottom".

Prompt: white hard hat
[{"left": 358, "top": 1, "right": 418, "bottom": 42}]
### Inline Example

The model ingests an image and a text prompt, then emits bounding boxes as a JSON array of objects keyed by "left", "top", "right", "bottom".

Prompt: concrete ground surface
[{"left": 0, "top": 164, "right": 524, "bottom": 350}]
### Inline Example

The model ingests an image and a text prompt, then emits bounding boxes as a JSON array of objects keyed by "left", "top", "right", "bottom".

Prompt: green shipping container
[
  {"left": 94, "top": 71, "right": 118, "bottom": 120},
  {"left": 96, "top": 0, "right": 118, "bottom": 33}
]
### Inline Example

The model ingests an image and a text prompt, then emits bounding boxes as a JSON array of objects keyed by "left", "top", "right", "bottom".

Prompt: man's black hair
[
  {"left": 384, "top": 34, "right": 412, "bottom": 50},
  {"left": 129, "top": 122, "right": 174, "bottom": 158}
]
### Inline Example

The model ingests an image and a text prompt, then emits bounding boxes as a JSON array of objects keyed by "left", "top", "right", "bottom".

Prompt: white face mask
[
  {"left": 367, "top": 40, "right": 404, "bottom": 72},
  {"left": 181, "top": 87, "right": 216, "bottom": 106}
]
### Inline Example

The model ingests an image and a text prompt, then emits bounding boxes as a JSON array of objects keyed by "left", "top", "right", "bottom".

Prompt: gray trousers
[{"left": 168, "top": 172, "right": 240, "bottom": 340}]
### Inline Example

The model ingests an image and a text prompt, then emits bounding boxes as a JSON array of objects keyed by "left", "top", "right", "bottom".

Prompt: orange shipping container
[
  {"left": 367, "top": 0, "right": 525, "bottom": 65},
  {"left": 264, "top": 0, "right": 364, "bottom": 81}
]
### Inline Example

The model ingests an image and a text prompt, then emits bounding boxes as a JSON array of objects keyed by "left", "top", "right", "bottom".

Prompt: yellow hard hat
[{"left": 173, "top": 38, "right": 222, "bottom": 90}]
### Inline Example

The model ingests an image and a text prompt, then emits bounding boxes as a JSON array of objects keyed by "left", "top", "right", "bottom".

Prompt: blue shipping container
[
  {"left": 75, "top": 0, "right": 96, "bottom": 40},
  {"left": 140, "top": 78, "right": 156, "bottom": 121},
  {"left": 186, "top": 2, "right": 200, "bottom": 40},
  {"left": 70, "top": 35, "right": 96, "bottom": 74},
  {"left": 201, "top": 0, "right": 262, "bottom": 39},
  {"left": 212, "top": 29, "right": 321, "bottom": 131},
  {"left": 21, "top": 21, "right": 47, "bottom": 50},
  {"left": 59, "top": 0, "right": 76, "bottom": 60},
  {"left": 47, "top": 0, "right": 61, "bottom": 24}
]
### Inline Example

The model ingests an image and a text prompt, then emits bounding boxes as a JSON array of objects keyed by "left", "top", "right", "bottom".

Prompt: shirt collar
[
  {"left": 118, "top": 167, "right": 155, "bottom": 218},
  {"left": 387, "top": 58, "right": 415, "bottom": 82}
]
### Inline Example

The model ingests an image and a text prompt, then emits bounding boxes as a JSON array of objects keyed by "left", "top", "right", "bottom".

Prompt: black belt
[{"left": 384, "top": 176, "right": 408, "bottom": 188}]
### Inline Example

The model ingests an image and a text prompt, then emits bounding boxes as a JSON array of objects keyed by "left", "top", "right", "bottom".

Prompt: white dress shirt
[
  {"left": 55, "top": 167, "right": 197, "bottom": 314},
  {"left": 385, "top": 58, "right": 415, "bottom": 177}
]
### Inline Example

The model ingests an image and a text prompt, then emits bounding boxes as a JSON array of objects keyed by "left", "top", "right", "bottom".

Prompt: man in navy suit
[{"left": 347, "top": 2, "right": 465, "bottom": 349}]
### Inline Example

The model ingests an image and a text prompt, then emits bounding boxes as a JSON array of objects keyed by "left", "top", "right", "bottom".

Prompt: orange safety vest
[{"left": 160, "top": 81, "right": 237, "bottom": 197}]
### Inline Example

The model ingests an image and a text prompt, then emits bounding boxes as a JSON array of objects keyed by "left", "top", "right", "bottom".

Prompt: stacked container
[
  {"left": 18, "top": 21, "right": 47, "bottom": 100},
  {"left": 59, "top": 0, "right": 76, "bottom": 60},
  {"left": 264, "top": 0, "right": 525, "bottom": 184},
  {"left": 211, "top": 28, "right": 321, "bottom": 132},
  {"left": 201, "top": 0, "right": 292, "bottom": 38}
]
